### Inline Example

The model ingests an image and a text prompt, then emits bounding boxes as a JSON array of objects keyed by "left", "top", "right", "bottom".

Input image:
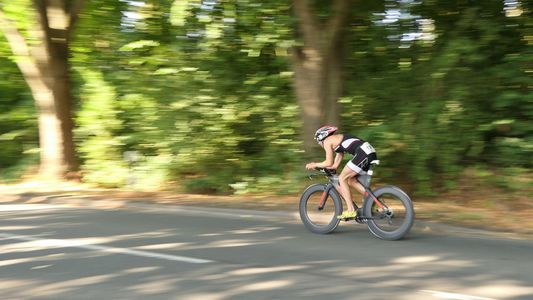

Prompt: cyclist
[{"left": 305, "top": 125, "right": 378, "bottom": 220}]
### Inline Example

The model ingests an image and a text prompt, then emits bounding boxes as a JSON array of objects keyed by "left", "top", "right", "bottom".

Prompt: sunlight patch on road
[
  {"left": 30, "top": 264, "right": 52, "bottom": 270},
  {"left": 0, "top": 232, "right": 213, "bottom": 264},
  {"left": 470, "top": 284, "right": 533, "bottom": 299},
  {"left": 391, "top": 255, "right": 476, "bottom": 268},
  {"left": 393, "top": 255, "right": 439, "bottom": 264},
  {"left": 199, "top": 226, "right": 282, "bottom": 238},
  {"left": 121, "top": 266, "right": 160, "bottom": 274},
  {"left": 0, "top": 204, "right": 64, "bottom": 212},
  {"left": 185, "top": 280, "right": 294, "bottom": 300},
  {"left": 420, "top": 290, "right": 495, "bottom": 300},
  {"left": 207, "top": 239, "right": 263, "bottom": 248},
  {"left": 240, "top": 280, "right": 292, "bottom": 291},
  {"left": 229, "top": 265, "right": 308, "bottom": 276},
  {"left": 228, "top": 229, "right": 260, "bottom": 234},
  {"left": 0, "top": 226, "right": 37, "bottom": 231},
  {"left": 0, "top": 253, "right": 65, "bottom": 268},
  {"left": 199, "top": 233, "right": 224, "bottom": 237},
  {"left": 24, "top": 274, "right": 115, "bottom": 297},
  {"left": 134, "top": 242, "right": 193, "bottom": 250},
  {"left": 127, "top": 277, "right": 181, "bottom": 295},
  {"left": 0, "top": 236, "right": 115, "bottom": 255}
]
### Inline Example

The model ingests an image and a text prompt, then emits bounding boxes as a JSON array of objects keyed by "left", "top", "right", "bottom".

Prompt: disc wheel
[
  {"left": 299, "top": 184, "right": 342, "bottom": 234},
  {"left": 364, "top": 186, "right": 414, "bottom": 240}
]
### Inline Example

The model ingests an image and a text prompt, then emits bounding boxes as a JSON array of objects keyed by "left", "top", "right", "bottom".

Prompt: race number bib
[{"left": 360, "top": 142, "right": 376, "bottom": 154}]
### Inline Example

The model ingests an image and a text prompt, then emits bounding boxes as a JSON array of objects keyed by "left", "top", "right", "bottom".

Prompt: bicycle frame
[
  {"left": 363, "top": 187, "right": 387, "bottom": 210},
  {"left": 313, "top": 167, "right": 388, "bottom": 213}
]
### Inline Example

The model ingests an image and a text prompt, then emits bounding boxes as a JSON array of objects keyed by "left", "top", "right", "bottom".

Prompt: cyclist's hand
[{"left": 305, "top": 163, "right": 317, "bottom": 170}]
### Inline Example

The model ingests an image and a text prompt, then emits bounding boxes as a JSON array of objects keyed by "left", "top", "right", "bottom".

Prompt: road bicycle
[{"left": 299, "top": 160, "right": 414, "bottom": 240}]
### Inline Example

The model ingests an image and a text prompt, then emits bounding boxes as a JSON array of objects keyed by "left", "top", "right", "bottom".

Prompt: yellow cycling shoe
[{"left": 336, "top": 211, "right": 357, "bottom": 220}]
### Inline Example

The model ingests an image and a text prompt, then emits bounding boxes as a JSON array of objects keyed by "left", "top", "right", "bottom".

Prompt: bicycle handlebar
[{"left": 312, "top": 167, "right": 337, "bottom": 177}]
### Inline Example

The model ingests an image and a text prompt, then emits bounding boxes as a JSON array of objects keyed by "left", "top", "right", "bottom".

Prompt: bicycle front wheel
[
  {"left": 299, "top": 184, "right": 342, "bottom": 234},
  {"left": 364, "top": 185, "right": 414, "bottom": 240}
]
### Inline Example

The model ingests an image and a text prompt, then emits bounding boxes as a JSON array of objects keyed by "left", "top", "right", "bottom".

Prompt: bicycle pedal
[{"left": 355, "top": 217, "right": 368, "bottom": 224}]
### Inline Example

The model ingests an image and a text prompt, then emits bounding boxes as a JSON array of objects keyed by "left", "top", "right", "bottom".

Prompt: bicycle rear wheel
[
  {"left": 364, "top": 185, "right": 414, "bottom": 240},
  {"left": 299, "top": 184, "right": 342, "bottom": 234}
]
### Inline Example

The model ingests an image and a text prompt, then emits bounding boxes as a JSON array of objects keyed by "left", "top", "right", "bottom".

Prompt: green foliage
[
  {"left": 493, "top": 167, "right": 531, "bottom": 191},
  {"left": 1, "top": 0, "right": 531, "bottom": 197},
  {"left": 0, "top": 152, "right": 39, "bottom": 183},
  {"left": 342, "top": 0, "right": 532, "bottom": 194},
  {"left": 66, "top": 0, "right": 300, "bottom": 192},
  {"left": 0, "top": 32, "right": 37, "bottom": 178},
  {"left": 75, "top": 67, "right": 128, "bottom": 187}
]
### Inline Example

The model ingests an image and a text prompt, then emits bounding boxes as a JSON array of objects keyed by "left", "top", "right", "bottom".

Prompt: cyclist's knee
[
  {"left": 348, "top": 175, "right": 360, "bottom": 184},
  {"left": 339, "top": 172, "right": 355, "bottom": 182}
]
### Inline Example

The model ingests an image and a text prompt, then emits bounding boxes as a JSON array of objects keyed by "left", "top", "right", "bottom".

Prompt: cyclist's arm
[
  {"left": 332, "top": 152, "right": 344, "bottom": 169},
  {"left": 308, "top": 139, "right": 336, "bottom": 169}
]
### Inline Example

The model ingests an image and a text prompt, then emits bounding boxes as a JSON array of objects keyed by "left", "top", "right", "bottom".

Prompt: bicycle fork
[{"left": 317, "top": 184, "right": 334, "bottom": 211}]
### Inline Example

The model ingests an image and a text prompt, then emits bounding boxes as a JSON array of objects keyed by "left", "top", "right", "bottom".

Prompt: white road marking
[
  {"left": 0, "top": 232, "right": 213, "bottom": 264},
  {"left": 420, "top": 290, "right": 496, "bottom": 300}
]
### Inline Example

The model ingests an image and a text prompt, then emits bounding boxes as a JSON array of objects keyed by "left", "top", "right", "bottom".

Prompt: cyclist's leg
[
  {"left": 347, "top": 176, "right": 365, "bottom": 196},
  {"left": 338, "top": 165, "right": 358, "bottom": 213},
  {"left": 344, "top": 151, "right": 370, "bottom": 197}
]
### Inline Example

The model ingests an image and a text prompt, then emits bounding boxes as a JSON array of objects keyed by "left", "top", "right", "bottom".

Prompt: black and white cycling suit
[{"left": 334, "top": 135, "right": 377, "bottom": 175}]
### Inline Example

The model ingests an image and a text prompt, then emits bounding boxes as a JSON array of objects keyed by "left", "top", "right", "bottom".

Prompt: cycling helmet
[{"left": 314, "top": 125, "right": 338, "bottom": 142}]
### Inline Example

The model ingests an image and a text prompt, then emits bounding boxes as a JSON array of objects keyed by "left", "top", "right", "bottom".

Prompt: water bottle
[
  {"left": 331, "top": 175, "right": 340, "bottom": 186},
  {"left": 358, "top": 174, "right": 372, "bottom": 188}
]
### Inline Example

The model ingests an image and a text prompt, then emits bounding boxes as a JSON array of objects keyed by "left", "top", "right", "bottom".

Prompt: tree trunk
[
  {"left": 0, "top": 0, "right": 84, "bottom": 179},
  {"left": 291, "top": 0, "right": 351, "bottom": 157},
  {"left": 291, "top": 46, "right": 325, "bottom": 155},
  {"left": 35, "top": 41, "right": 77, "bottom": 177}
]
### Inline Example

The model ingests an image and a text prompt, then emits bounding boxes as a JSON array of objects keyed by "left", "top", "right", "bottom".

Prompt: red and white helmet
[{"left": 314, "top": 125, "right": 338, "bottom": 142}]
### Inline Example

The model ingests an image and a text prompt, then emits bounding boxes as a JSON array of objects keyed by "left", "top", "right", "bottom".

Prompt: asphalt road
[{"left": 0, "top": 202, "right": 532, "bottom": 300}]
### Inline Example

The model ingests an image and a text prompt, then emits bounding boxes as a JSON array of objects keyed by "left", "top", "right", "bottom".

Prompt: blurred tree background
[{"left": 0, "top": 0, "right": 531, "bottom": 196}]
